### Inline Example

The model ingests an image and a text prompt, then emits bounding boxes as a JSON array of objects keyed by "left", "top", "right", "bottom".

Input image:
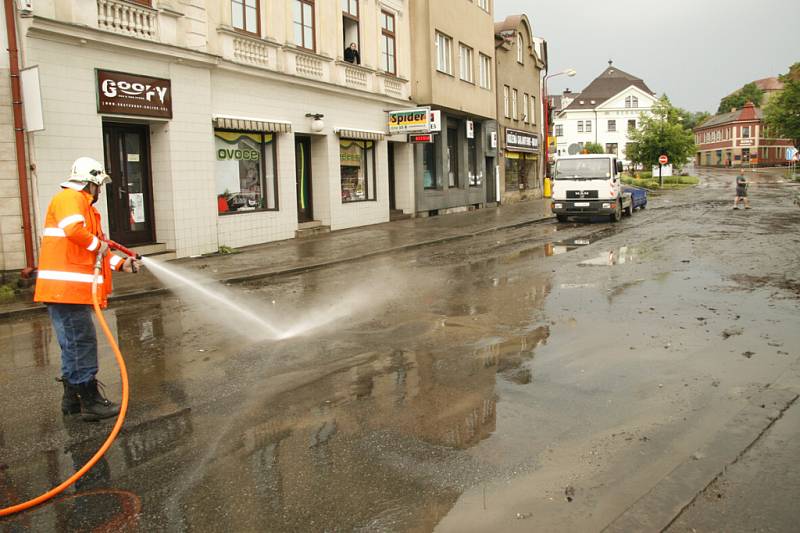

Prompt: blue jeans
[{"left": 47, "top": 303, "right": 98, "bottom": 385}]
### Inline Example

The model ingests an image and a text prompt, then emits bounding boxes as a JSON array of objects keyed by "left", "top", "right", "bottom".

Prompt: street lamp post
[{"left": 542, "top": 68, "right": 576, "bottom": 196}]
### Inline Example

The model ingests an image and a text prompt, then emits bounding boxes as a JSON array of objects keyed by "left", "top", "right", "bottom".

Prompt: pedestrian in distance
[
  {"left": 344, "top": 42, "right": 360, "bottom": 65},
  {"left": 33, "top": 157, "right": 140, "bottom": 421},
  {"left": 733, "top": 172, "right": 751, "bottom": 209}
]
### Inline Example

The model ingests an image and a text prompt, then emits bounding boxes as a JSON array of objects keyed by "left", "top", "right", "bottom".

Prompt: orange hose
[{"left": 0, "top": 262, "right": 129, "bottom": 517}]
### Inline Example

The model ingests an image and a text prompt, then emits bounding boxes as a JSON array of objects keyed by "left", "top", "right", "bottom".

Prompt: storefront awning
[
  {"left": 213, "top": 115, "right": 292, "bottom": 133},
  {"left": 335, "top": 128, "right": 385, "bottom": 141}
]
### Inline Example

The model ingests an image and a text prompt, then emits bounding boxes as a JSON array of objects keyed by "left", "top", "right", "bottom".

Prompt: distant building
[
  {"left": 553, "top": 62, "right": 658, "bottom": 162},
  {"left": 494, "top": 14, "right": 546, "bottom": 203},
  {"left": 693, "top": 102, "right": 793, "bottom": 167}
]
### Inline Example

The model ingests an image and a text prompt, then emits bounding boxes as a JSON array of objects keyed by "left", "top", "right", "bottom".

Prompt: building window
[
  {"left": 555, "top": 124, "right": 563, "bottom": 137},
  {"left": 479, "top": 53, "right": 491, "bottom": 89},
  {"left": 436, "top": 32, "right": 453, "bottom": 75},
  {"left": 342, "top": 0, "right": 360, "bottom": 62},
  {"left": 516, "top": 33, "right": 524, "bottom": 64},
  {"left": 215, "top": 130, "right": 278, "bottom": 214},
  {"left": 232, "top": 0, "right": 259, "bottom": 34},
  {"left": 503, "top": 85, "right": 510, "bottom": 118},
  {"left": 586, "top": 120, "right": 592, "bottom": 133},
  {"left": 742, "top": 126, "right": 750, "bottom": 138},
  {"left": 423, "top": 141, "right": 439, "bottom": 189},
  {"left": 459, "top": 43, "right": 474, "bottom": 83},
  {"left": 577, "top": 120, "right": 584, "bottom": 133},
  {"left": 380, "top": 11, "right": 396, "bottom": 74},
  {"left": 605, "top": 143, "right": 618, "bottom": 155},
  {"left": 529, "top": 95, "right": 536, "bottom": 124},
  {"left": 522, "top": 93, "right": 529, "bottom": 123},
  {"left": 608, "top": 119, "right": 616, "bottom": 132},
  {"left": 340, "top": 139, "right": 376, "bottom": 203},
  {"left": 512, "top": 89, "right": 518, "bottom": 120},
  {"left": 293, "top": 0, "right": 315, "bottom": 51},
  {"left": 628, "top": 119, "right": 636, "bottom": 131},
  {"left": 477, "top": 0, "right": 489, "bottom": 11},
  {"left": 625, "top": 95, "right": 638, "bottom": 108}
]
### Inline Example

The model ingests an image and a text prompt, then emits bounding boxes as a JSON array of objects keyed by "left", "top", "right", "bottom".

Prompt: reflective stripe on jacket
[{"left": 33, "top": 187, "right": 124, "bottom": 307}]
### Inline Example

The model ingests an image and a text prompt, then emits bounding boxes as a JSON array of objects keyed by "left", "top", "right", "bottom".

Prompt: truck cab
[{"left": 551, "top": 154, "right": 632, "bottom": 222}]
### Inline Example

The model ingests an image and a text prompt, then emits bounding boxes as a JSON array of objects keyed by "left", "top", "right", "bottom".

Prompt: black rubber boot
[
  {"left": 58, "top": 376, "right": 81, "bottom": 415},
  {"left": 76, "top": 380, "right": 120, "bottom": 422}
]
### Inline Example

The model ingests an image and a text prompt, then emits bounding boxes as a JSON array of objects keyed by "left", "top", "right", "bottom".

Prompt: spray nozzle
[{"left": 102, "top": 239, "right": 142, "bottom": 260}]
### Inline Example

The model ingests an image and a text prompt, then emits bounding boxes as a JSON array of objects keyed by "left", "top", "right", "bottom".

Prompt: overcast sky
[{"left": 493, "top": 0, "right": 799, "bottom": 113}]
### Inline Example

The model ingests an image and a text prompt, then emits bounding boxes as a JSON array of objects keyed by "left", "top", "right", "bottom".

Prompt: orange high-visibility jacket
[{"left": 33, "top": 186, "right": 125, "bottom": 308}]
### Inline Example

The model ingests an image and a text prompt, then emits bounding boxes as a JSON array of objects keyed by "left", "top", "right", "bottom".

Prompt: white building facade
[
  {"left": 11, "top": 0, "right": 414, "bottom": 261},
  {"left": 553, "top": 64, "right": 657, "bottom": 163}
]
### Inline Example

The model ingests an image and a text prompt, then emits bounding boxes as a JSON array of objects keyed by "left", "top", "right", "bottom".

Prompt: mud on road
[{"left": 1, "top": 168, "right": 799, "bottom": 532}]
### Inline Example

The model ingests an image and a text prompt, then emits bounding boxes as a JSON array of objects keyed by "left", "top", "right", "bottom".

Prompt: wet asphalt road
[{"left": 2, "top": 168, "right": 799, "bottom": 532}]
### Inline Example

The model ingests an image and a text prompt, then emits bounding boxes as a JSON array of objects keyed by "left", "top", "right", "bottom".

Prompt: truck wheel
[
  {"left": 610, "top": 202, "right": 622, "bottom": 222},
  {"left": 556, "top": 214, "right": 567, "bottom": 223}
]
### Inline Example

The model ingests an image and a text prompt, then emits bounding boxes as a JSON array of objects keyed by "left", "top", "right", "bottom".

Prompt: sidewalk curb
[{"left": 0, "top": 213, "right": 553, "bottom": 320}]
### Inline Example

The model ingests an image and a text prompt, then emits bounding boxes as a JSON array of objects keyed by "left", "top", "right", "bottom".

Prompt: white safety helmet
[{"left": 60, "top": 157, "right": 111, "bottom": 190}]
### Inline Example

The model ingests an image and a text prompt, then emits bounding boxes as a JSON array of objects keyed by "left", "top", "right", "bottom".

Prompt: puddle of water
[{"left": 579, "top": 246, "right": 639, "bottom": 267}]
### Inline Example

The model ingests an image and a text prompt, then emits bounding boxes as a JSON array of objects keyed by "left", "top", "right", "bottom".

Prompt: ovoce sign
[{"left": 97, "top": 70, "right": 172, "bottom": 119}]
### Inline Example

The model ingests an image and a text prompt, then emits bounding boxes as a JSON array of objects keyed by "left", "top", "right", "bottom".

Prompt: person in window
[{"left": 344, "top": 42, "right": 360, "bottom": 65}]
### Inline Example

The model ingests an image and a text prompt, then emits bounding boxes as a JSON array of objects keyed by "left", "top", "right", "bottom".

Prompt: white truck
[{"left": 550, "top": 154, "right": 646, "bottom": 223}]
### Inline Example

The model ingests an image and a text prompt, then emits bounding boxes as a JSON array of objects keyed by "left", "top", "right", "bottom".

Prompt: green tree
[
  {"left": 764, "top": 63, "right": 800, "bottom": 148},
  {"left": 717, "top": 82, "right": 764, "bottom": 114},
  {"left": 627, "top": 95, "right": 696, "bottom": 169},
  {"left": 675, "top": 107, "right": 711, "bottom": 130},
  {"left": 582, "top": 142, "right": 605, "bottom": 154}
]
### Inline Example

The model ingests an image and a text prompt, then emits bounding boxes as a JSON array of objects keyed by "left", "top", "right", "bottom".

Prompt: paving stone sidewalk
[{"left": 0, "top": 199, "right": 553, "bottom": 318}]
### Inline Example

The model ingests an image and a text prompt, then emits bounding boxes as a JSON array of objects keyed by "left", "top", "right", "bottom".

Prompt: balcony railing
[
  {"left": 233, "top": 36, "right": 270, "bottom": 66},
  {"left": 97, "top": 0, "right": 158, "bottom": 41},
  {"left": 295, "top": 53, "right": 324, "bottom": 79}
]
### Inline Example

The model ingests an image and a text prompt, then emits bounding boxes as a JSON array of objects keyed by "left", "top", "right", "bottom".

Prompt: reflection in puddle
[{"left": 579, "top": 246, "right": 639, "bottom": 266}]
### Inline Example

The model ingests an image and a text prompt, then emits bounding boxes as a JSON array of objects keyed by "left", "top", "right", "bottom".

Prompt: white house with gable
[{"left": 553, "top": 62, "right": 657, "bottom": 163}]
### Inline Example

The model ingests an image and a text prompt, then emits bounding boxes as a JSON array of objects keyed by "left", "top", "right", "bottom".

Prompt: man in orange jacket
[{"left": 34, "top": 157, "right": 139, "bottom": 421}]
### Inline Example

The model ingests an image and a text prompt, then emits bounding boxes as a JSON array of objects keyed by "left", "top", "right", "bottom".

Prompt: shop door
[
  {"left": 388, "top": 142, "right": 396, "bottom": 210},
  {"left": 102, "top": 123, "right": 155, "bottom": 245},
  {"left": 485, "top": 157, "right": 496, "bottom": 202},
  {"left": 447, "top": 127, "right": 459, "bottom": 187},
  {"left": 295, "top": 136, "right": 313, "bottom": 222}
]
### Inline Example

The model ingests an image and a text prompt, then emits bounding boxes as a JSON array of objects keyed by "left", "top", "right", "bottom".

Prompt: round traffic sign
[{"left": 658, "top": 155, "right": 668, "bottom": 165}]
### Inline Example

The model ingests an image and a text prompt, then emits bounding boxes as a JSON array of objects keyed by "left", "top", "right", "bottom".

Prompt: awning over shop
[
  {"left": 213, "top": 115, "right": 292, "bottom": 133},
  {"left": 335, "top": 128, "right": 385, "bottom": 141}
]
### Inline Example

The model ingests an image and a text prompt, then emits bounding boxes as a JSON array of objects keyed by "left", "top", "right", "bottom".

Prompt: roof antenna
[{"left": 608, "top": 59, "right": 613, "bottom": 66}]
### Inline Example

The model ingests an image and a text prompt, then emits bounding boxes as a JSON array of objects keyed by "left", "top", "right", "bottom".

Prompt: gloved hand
[
  {"left": 122, "top": 257, "right": 140, "bottom": 273},
  {"left": 97, "top": 240, "right": 109, "bottom": 257}
]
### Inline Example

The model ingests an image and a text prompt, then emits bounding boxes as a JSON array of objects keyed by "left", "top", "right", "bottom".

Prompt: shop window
[
  {"left": 505, "top": 155, "right": 534, "bottom": 191},
  {"left": 608, "top": 119, "right": 616, "bottom": 132},
  {"left": 447, "top": 127, "right": 459, "bottom": 187},
  {"left": 340, "top": 139, "right": 376, "bottom": 202},
  {"left": 215, "top": 130, "right": 278, "bottom": 214},
  {"left": 423, "top": 141, "right": 439, "bottom": 189},
  {"left": 468, "top": 124, "right": 480, "bottom": 186},
  {"left": 381, "top": 11, "right": 396, "bottom": 74},
  {"left": 232, "top": 0, "right": 259, "bottom": 34},
  {"left": 342, "top": 0, "right": 360, "bottom": 63},
  {"left": 293, "top": 0, "right": 315, "bottom": 51}
]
